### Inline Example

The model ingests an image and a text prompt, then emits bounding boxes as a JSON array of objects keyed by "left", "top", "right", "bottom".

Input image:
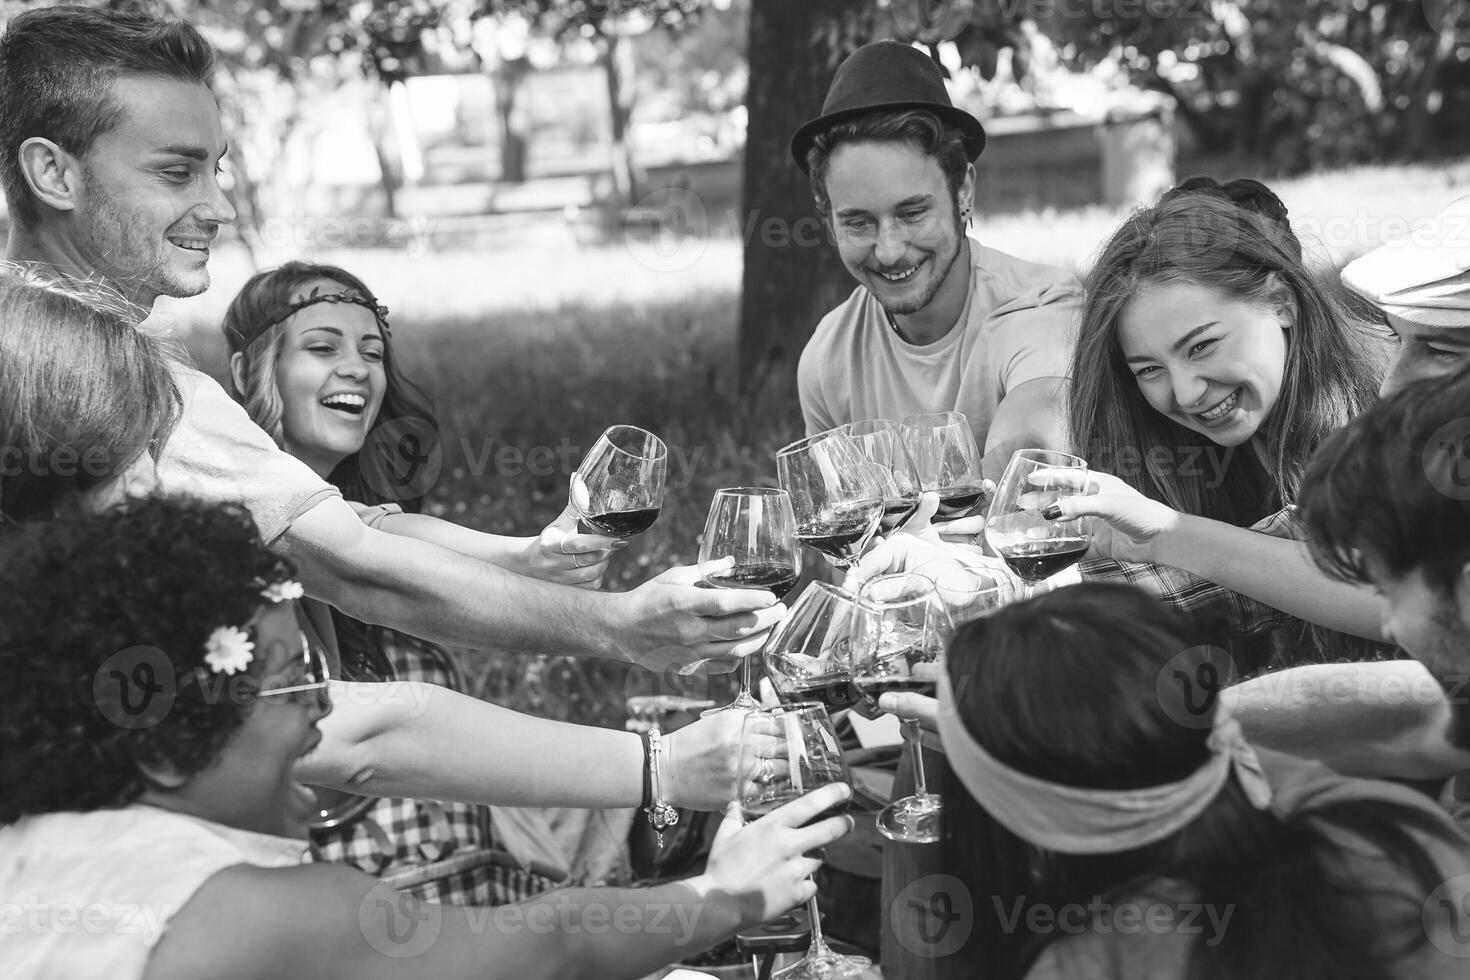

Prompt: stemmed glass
[
  {"left": 698, "top": 487, "right": 801, "bottom": 715},
  {"left": 850, "top": 419, "right": 922, "bottom": 535},
  {"left": 899, "top": 411, "right": 988, "bottom": 522},
  {"left": 776, "top": 430, "right": 885, "bottom": 570},
  {"left": 849, "top": 573, "right": 952, "bottom": 844},
  {"left": 763, "top": 581, "right": 863, "bottom": 714},
  {"left": 915, "top": 558, "right": 1012, "bottom": 626},
  {"left": 738, "top": 704, "right": 869, "bottom": 980},
  {"left": 570, "top": 425, "right": 666, "bottom": 538},
  {"left": 984, "top": 449, "right": 1092, "bottom": 599}
]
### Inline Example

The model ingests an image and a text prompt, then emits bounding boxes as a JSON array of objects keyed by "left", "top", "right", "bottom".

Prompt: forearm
[
  {"left": 1225, "top": 661, "right": 1470, "bottom": 779},
  {"left": 1154, "top": 514, "right": 1383, "bottom": 640},
  {"left": 374, "top": 512, "right": 532, "bottom": 570},
  {"left": 301, "top": 682, "right": 647, "bottom": 807},
  {"left": 279, "top": 503, "right": 623, "bottom": 658}
]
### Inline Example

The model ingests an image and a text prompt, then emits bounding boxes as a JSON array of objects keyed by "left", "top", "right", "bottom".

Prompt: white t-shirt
[
  {"left": 797, "top": 240, "right": 1082, "bottom": 446},
  {"left": 0, "top": 806, "right": 305, "bottom": 980},
  {"left": 158, "top": 362, "right": 341, "bottom": 545}
]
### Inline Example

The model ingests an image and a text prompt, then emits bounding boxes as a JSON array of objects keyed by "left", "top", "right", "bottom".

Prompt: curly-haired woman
[{"left": 0, "top": 496, "right": 849, "bottom": 980}]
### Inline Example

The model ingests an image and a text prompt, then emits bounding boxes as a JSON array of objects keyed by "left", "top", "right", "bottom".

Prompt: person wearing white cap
[{"left": 1341, "top": 195, "right": 1470, "bottom": 395}]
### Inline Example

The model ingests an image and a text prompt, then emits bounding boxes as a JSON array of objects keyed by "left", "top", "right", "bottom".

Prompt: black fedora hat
[{"left": 790, "top": 41, "right": 986, "bottom": 173}]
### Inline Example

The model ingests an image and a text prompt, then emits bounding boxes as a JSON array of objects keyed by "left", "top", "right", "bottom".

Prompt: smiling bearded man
[{"left": 792, "top": 42, "right": 1083, "bottom": 482}]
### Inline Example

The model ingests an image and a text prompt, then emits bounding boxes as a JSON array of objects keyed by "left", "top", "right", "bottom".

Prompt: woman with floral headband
[
  {"left": 221, "top": 261, "right": 642, "bottom": 904},
  {"left": 0, "top": 496, "right": 851, "bottom": 980},
  {"left": 934, "top": 583, "right": 1470, "bottom": 979}
]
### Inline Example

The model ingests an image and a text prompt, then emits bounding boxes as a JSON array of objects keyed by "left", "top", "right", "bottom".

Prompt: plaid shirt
[
  {"left": 308, "top": 637, "right": 563, "bottom": 906},
  {"left": 1078, "top": 507, "right": 1303, "bottom": 658}
]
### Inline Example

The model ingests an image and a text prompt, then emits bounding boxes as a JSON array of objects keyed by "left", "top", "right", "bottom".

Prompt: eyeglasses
[{"left": 256, "top": 631, "right": 332, "bottom": 705}]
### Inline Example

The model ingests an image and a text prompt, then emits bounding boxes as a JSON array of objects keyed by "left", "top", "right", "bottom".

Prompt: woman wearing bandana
[{"left": 933, "top": 583, "right": 1470, "bottom": 978}]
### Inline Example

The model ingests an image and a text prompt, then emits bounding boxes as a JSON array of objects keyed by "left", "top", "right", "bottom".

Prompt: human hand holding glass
[
  {"left": 699, "top": 488, "right": 801, "bottom": 715},
  {"left": 984, "top": 449, "right": 1093, "bottom": 598},
  {"left": 570, "top": 424, "right": 666, "bottom": 538},
  {"left": 738, "top": 704, "right": 867, "bottom": 980}
]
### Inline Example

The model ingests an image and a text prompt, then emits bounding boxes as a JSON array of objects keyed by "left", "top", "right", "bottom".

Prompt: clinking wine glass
[
  {"left": 850, "top": 572, "right": 952, "bottom": 844},
  {"left": 899, "top": 411, "right": 989, "bottom": 522},
  {"left": 776, "top": 430, "right": 885, "bottom": 570},
  {"left": 570, "top": 425, "right": 666, "bottom": 538},
  {"left": 915, "top": 557, "right": 1012, "bottom": 626},
  {"left": 984, "top": 449, "right": 1092, "bottom": 599},
  {"left": 738, "top": 704, "right": 869, "bottom": 980},
  {"left": 850, "top": 419, "right": 923, "bottom": 535},
  {"left": 698, "top": 487, "right": 801, "bottom": 716},
  {"left": 763, "top": 581, "right": 863, "bottom": 714}
]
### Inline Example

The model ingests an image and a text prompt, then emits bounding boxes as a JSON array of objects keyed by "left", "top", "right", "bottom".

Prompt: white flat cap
[{"left": 1341, "top": 195, "right": 1470, "bottom": 327}]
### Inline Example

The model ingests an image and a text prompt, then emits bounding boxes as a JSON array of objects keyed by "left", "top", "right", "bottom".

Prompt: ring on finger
[{"left": 573, "top": 552, "right": 587, "bottom": 568}]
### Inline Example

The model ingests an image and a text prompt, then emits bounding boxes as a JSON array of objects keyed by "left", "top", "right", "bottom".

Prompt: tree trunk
[
  {"left": 603, "top": 29, "right": 642, "bottom": 206},
  {"left": 493, "top": 55, "right": 531, "bottom": 183},
  {"left": 737, "top": 0, "right": 864, "bottom": 398}
]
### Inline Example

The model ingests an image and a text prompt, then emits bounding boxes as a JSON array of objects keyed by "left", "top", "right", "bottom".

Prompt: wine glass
[
  {"left": 849, "top": 573, "right": 952, "bottom": 844},
  {"left": 570, "top": 425, "right": 666, "bottom": 538},
  {"left": 915, "top": 558, "right": 1011, "bottom": 626},
  {"left": 776, "top": 430, "right": 885, "bottom": 570},
  {"left": 738, "top": 704, "right": 869, "bottom": 980},
  {"left": 899, "top": 411, "right": 988, "bottom": 522},
  {"left": 763, "top": 581, "right": 862, "bottom": 714},
  {"left": 984, "top": 449, "right": 1092, "bottom": 599},
  {"left": 699, "top": 487, "right": 801, "bottom": 716},
  {"left": 850, "top": 419, "right": 922, "bottom": 535}
]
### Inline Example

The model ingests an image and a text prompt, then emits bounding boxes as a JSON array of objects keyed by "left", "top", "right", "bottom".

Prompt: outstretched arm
[
  {"left": 278, "top": 498, "right": 785, "bottom": 669},
  {"left": 301, "top": 682, "right": 748, "bottom": 811},
  {"left": 1224, "top": 660, "right": 1470, "bottom": 779}
]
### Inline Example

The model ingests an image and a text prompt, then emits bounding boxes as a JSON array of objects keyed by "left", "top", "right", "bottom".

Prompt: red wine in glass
[
  {"left": 996, "top": 536, "right": 1091, "bottom": 583},
  {"left": 934, "top": 484, "right": 988, "bottom": 520},
  {"left": 879, "top": 494, "right": 921, "bottom": 534},
  {"left": 767, "top": 653, "right": 862, "bottom": 713},
  {"left": 582, "top": 507, "right": 661, "bottom": 537},
  {"left": 796, "top": 499, "right": 882, "bottom": 565},
  {"left": 705, "top": 561, "right": 799, "bottom": 600}
]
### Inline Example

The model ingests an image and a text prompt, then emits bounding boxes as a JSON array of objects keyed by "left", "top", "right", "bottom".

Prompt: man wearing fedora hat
[
  {"left": 1341, "top": 195, "right": 1470, "bottom": 396},
  {"left": 792, "top": 41, "right": 1082, "bottom": 477}
]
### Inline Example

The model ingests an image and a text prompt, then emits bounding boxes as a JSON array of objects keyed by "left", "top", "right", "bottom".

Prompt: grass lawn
[{"left": 165, "top": 155, "right": 1470, "bottom": 726}]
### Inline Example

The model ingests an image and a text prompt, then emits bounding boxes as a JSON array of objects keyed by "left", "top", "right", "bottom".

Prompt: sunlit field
[{"left": 166, "top": 156, "right": 1470, "bottom": 726}]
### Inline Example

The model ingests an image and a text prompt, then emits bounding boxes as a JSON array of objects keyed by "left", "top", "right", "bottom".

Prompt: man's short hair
[
  {"left": 804, "top": 108, "right": 971, "bottom": 219},
  {"left": 0, "top": 5, "right": 214, "bottom": 228},
  {"left": 1299, "top": 360, "right": 1470, "bottom": 593}
]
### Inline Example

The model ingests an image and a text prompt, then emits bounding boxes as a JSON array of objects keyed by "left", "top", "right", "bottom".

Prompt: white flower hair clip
[
  {"left": 204, "top": 625, "right": 255, "bottom": 675},
  {"left": 260, "top": 580, "right": 305, "bottom": 604}
]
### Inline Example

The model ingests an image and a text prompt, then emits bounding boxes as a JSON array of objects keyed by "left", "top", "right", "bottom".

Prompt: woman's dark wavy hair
[
  {"left": 942, "top": 583, "right": 1447, "bottom": 979},
  {"left": 0, "top": 267, "right": 180, "bottom": 524},
  {"left": 221, "top": 261, "right": 438, "bottom": 678},
  {"left": 0, "top": 496, "right": 297, "bottom": 825},
  {"left": 1068, "top": 176, "right": 1385, "bottom": 527}
]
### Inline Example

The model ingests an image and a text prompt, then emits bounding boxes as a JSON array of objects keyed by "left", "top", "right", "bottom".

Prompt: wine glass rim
[
  {"left": 899, "top": 410, "right": 967, "bottom": 429},
  {"left": 714, "top": 485, "right": 789, "bottom": 497},
  {"left": 849, "top": 418, "right": 901, "bottom": 435},
  {"left": 776, "top": 428, "right": 851, "bottom": 457},
  {"left": 794, "top": 579, "right": 858, "bottom": 606},
  {"left": 855, "top": 571, "right": 936, "bottom": 604},
  {"left": 1012, "top": 448, "right": 1086, "bottom": 467},
  {"left": 595, "top": 425, "right": 668, "bottom": 462}
]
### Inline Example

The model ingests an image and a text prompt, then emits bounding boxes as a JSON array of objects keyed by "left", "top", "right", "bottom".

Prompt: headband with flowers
[{"left": 201, "top": 579, "right": 306, "bottom": 676}]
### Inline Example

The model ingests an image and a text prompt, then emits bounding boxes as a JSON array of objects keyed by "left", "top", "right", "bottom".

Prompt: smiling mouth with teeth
[
  {"left": 1197, "top": 387, "right": 1242, "bottom": 422},
  {"left": 320, "top": 394, "right": 367, "bottom": 416},
  {"left": 875, "top": 262, "right": 921, "bottom": 282}
]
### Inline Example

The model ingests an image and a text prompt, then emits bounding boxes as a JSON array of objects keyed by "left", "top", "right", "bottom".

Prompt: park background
[{"left": 9, "top": 0, "right": 1470, "bottom": 728}]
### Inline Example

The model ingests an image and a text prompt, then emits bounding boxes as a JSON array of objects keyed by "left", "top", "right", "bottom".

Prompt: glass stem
[
  {"left": 738, "top": 651, "right": 753, "bottom": 700},
  {"left": 805, "top": 891, "right": 832, "bottom": 957},
  {"left": 905, "top": 717, "right": 930, "bottom": 800}
]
